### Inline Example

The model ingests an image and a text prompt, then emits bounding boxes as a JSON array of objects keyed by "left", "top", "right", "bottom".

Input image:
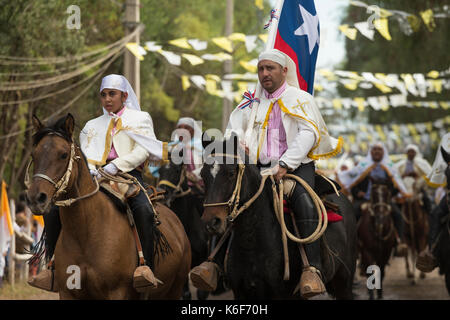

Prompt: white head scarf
[
  {"left": 426, "top": 132, "right": 450, "bottom": 187},
  {"left": 405, "top": 144, "right": 422, "bottom": 157},
  {"left": 257, "top": 48, "right": 299, "bottom": 89},
  {"left": 176, "top": 117, "right": 203, "bottom": 141},
  {"left": 100, "top": 74, "right": 140, "bottom": 114}
]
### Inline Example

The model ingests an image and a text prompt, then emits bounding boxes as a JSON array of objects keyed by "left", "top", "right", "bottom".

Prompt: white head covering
[
  {"left": 100, "top": 74, "right": 140, "bottom": 114},
  {"left": 405, "top": 144, "right": 421, "bottom": 157},
  {"left": 257, "top": 48, "right": 299, "bottom": 89},
  {"left": 258, "top": 49, "right": 286, "bottom": 67},
  {"left": 176, "top": 117, "right": 203, "bottom": 141},
  {"left": 426, "top": 132, "right": 450, "bottom": 187}
]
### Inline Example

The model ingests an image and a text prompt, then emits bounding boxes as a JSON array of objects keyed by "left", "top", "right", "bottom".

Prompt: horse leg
[
  {"left": 182, "top": 278, "right": 191, "bottom": 300},
  {"left": 405, "top": 249, "right": 413, "bottom": 279}
]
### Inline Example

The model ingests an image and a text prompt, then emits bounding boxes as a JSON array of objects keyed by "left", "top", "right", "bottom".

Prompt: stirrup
[
  {"left": 294, "top": 266, "right": 326, "bottom": 299},
  {"left": 133, "top": 265, "right": 163, "bottom": 293},
  {"left": 416, "top": 250, "right": 438, "bottom": 273},
  {"left": 27, "top": 268, "right": 59, "bottom": 292},
  {"left": 189, "top": 261, "right": 219, "bottom": 292}
]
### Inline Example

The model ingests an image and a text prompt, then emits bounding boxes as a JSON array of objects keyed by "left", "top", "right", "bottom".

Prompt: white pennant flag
[
  {"left": 354, "top": 21, "right": 375, "bottom": 40},
  {"left": 244, "top": 35, "right": 258, "bottom": 53},
  {"left": 158, "top": 50, "right": 181, "bottom": 65},
  {"left": 188, "top": 39, "right": 208, "bottom": 51}
]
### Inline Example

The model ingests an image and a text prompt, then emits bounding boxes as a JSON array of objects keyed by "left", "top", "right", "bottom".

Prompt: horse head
[
  {"left": 369, "top": 183, "right": 393, "bottom": 238},
  {"left": 157, "top": 150, "right": 186, "bottom": 207},
  {"left": 200, "top": 133, "right": 250, "bottom": 235},
  {"left": 26, "top": 114, "right": 82, "bottom": 215}
]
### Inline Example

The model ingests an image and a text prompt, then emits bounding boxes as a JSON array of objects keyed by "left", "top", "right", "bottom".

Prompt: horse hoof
[
  {"left": 406, "top": 272, "right": 414, "bottom": 279},
  {"left": 420, "top": 272, "right": 426, "bottom": 279}
]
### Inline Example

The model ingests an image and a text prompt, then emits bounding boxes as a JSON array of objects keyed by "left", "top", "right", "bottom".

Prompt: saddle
[{"left": 98, "top": 178, "right": 166, "bottom": 211}]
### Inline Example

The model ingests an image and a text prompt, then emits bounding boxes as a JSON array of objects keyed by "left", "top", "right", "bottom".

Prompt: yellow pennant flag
[
  {"left": 338, "top": 25, "right": 358, "bottom": 40},
  {"left": 1, "top": 180, "right": 14, "bottom": 236},
  {"left": 125, "top": 43, "right": 145, "bottom": 61},
  {"left": 332, "top": 99, "right": 342, "bottom": 110},
  {"left": 375, "top": 125, "right": 386, "bottom": 141},
  {"left": 420, "top": 9, "right": 436, "bottom": 32},
  {"left": 239, "top": 60, "right": 257, "bottom": 73},
  {"left": 181, "top": 75, "right": 191, "bottom": 91},
  {"left": 258, "top": 34, "right": 268, "bottom": 43},
  {"left": 374, "top": 18, "right": 392, "bottom": 41},
  {"left": 255, "top": 0, "right": 264, "bottom": 10},
  {"left": 168, "top": 38, "right": 192, "bottom": 50},
  {"left": 228, "top": 33, "right": 247, "bottom": 42},
  {"left": 431, "top": 80, "right": 443, "bottom": 93},
  {"left": 374, "top": 83, "right": 392, "bottom": 93},
  {"left": 427, "top": 70, "right": 440, "bottom": 79},
  {"left": 212, "top": 37, "right": 233, "bottom": 52},
  {"left": 354, "top": 97, "right": 365, "bottom": 112},
  {"left": 181, "top": 53, "right": 204, "bottom": 66},
  {"left": 439, "top": 102, "right": 449, "bottom": 110}
]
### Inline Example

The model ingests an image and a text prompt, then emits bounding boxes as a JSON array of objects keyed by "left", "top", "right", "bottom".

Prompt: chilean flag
[{"left": 272, "top": 0, "right": 320, "bottom": 94}]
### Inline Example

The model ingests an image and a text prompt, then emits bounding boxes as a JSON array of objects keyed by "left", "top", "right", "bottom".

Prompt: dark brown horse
[
  {"left": 402, "top": 177, "right": 428, "bottom": 284},
  {"left": 26, "top": 114, "right": 191, "bottom": 299},
  {"left": 358, "top": 183, "right": 396, "bottom": 300}
]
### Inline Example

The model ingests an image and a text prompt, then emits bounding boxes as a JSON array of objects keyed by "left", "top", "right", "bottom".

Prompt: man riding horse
[
  {"left": 417, "top": 132, "right": 450, "bottom": 272},
  {"left": 395, "top": 144, "right": 433, "bottom": 214},
  {"left": 190, "top": 48, "right": 343, "bottom": 299},
  {"left": 338, "top": 143, "right": 409, "bottom": 256},
  {"left": 28, "top": 74, "right": 169, "bottom": 292}
]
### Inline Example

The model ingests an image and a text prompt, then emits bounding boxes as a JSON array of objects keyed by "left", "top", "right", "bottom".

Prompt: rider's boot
[
  {"left": 292, "top": 193, "right": 326, "bottom": 299},
  {"left": 131, "top": 204, "right": 162, "bottom": 292}
]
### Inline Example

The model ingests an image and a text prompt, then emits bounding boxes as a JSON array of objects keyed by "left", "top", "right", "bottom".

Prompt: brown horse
[
  {"left": 26, "top": 114, "right": 191, "bottom": 299},
  {"left": 358, "top": 183, "right": 396, "bottom": 300},
  {"left": 402, "top": 176, "right": 428, "bottom": 284}
]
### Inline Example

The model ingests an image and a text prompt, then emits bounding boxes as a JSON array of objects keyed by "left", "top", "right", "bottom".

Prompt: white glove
[
  {"left": 103, "top": 163, "right": 119, "bottom": 175},
  {"left": 89, "top": 169, "right": 98, "bottom": 177}
]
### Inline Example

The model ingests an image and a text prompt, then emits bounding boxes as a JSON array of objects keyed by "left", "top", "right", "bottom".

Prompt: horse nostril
[{"left": 37, "top": 192, "right": 48, "bottom": 204}]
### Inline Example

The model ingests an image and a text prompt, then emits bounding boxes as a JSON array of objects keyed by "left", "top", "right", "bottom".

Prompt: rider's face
[
  {"left": 100, "top": 89, "right": 127, "bottom": 114},
  {"left": 258, "top": 60, "right": 287, "bottom": 93},
  {"left": 371, "top": 145, "right": 384, "bottom": 162},
  {"left": 407, "top": 149, "right": 416, "bottom": 161}
]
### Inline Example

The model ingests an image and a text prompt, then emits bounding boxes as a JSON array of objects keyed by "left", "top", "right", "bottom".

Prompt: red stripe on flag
[{"left": 274, "top": 30, "right": 308, "bottom": 92}]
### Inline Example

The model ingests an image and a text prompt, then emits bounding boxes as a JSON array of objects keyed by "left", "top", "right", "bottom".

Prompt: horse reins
[
  {"left": 25, "top": 133, "right": 99, "bottom": 207},
  {"left": 157, "top": 165, "right": 192, "bottom": 199}
]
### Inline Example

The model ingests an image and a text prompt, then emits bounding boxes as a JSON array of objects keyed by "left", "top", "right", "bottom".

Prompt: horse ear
[
  {"left": 32, "top": 115, "right": 43, "bottom": 132},
  {"left": 441, "top": 146, "right": 450, "bottom": 164},
  {"left": 64, "top": 113, "right": 75, "bottom": 137}
]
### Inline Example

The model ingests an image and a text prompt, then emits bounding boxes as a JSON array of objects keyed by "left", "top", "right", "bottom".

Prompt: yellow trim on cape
[
  {"left": 256, "top": 101, "right": 274, "bottom": 160},
  {"left": 162, "top": 142, "right": 169, "bottom": 164},
  {"left": 424, "top": 175, "right": 446, "bottom": 188},
  {"left": 308, "top": 136, "right": 344, "bottom": 160}
]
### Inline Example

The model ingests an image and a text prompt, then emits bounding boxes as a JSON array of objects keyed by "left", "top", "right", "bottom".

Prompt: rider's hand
[
  {"left": 89, "top": 169, "right": 98, "bottom": 176},
  {"left": 275, "top": 165, "right": 288, "bottom": 183},
  {"left": 103, "top": 163, "right": 119, "bottom": 175}
]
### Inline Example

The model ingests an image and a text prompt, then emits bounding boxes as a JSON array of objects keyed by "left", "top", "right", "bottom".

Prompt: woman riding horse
[{"left": 28, "top": 74, "right": 171, "bottom": 293}]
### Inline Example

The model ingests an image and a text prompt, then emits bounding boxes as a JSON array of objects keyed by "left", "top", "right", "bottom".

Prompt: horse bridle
[
  {"left": 203, "top": 153, "right": 254, "bottom": 222},
  {"left": 25, "top": 132, "right": 99, "bottom": 207},
  {"left": 157, "top": 165, "right": 192, "bottom": 200}
]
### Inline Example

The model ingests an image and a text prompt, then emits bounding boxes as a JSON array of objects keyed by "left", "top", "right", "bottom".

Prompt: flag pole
[{"left": 244, "top": 0, "right": 285, "bottom": 158}]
